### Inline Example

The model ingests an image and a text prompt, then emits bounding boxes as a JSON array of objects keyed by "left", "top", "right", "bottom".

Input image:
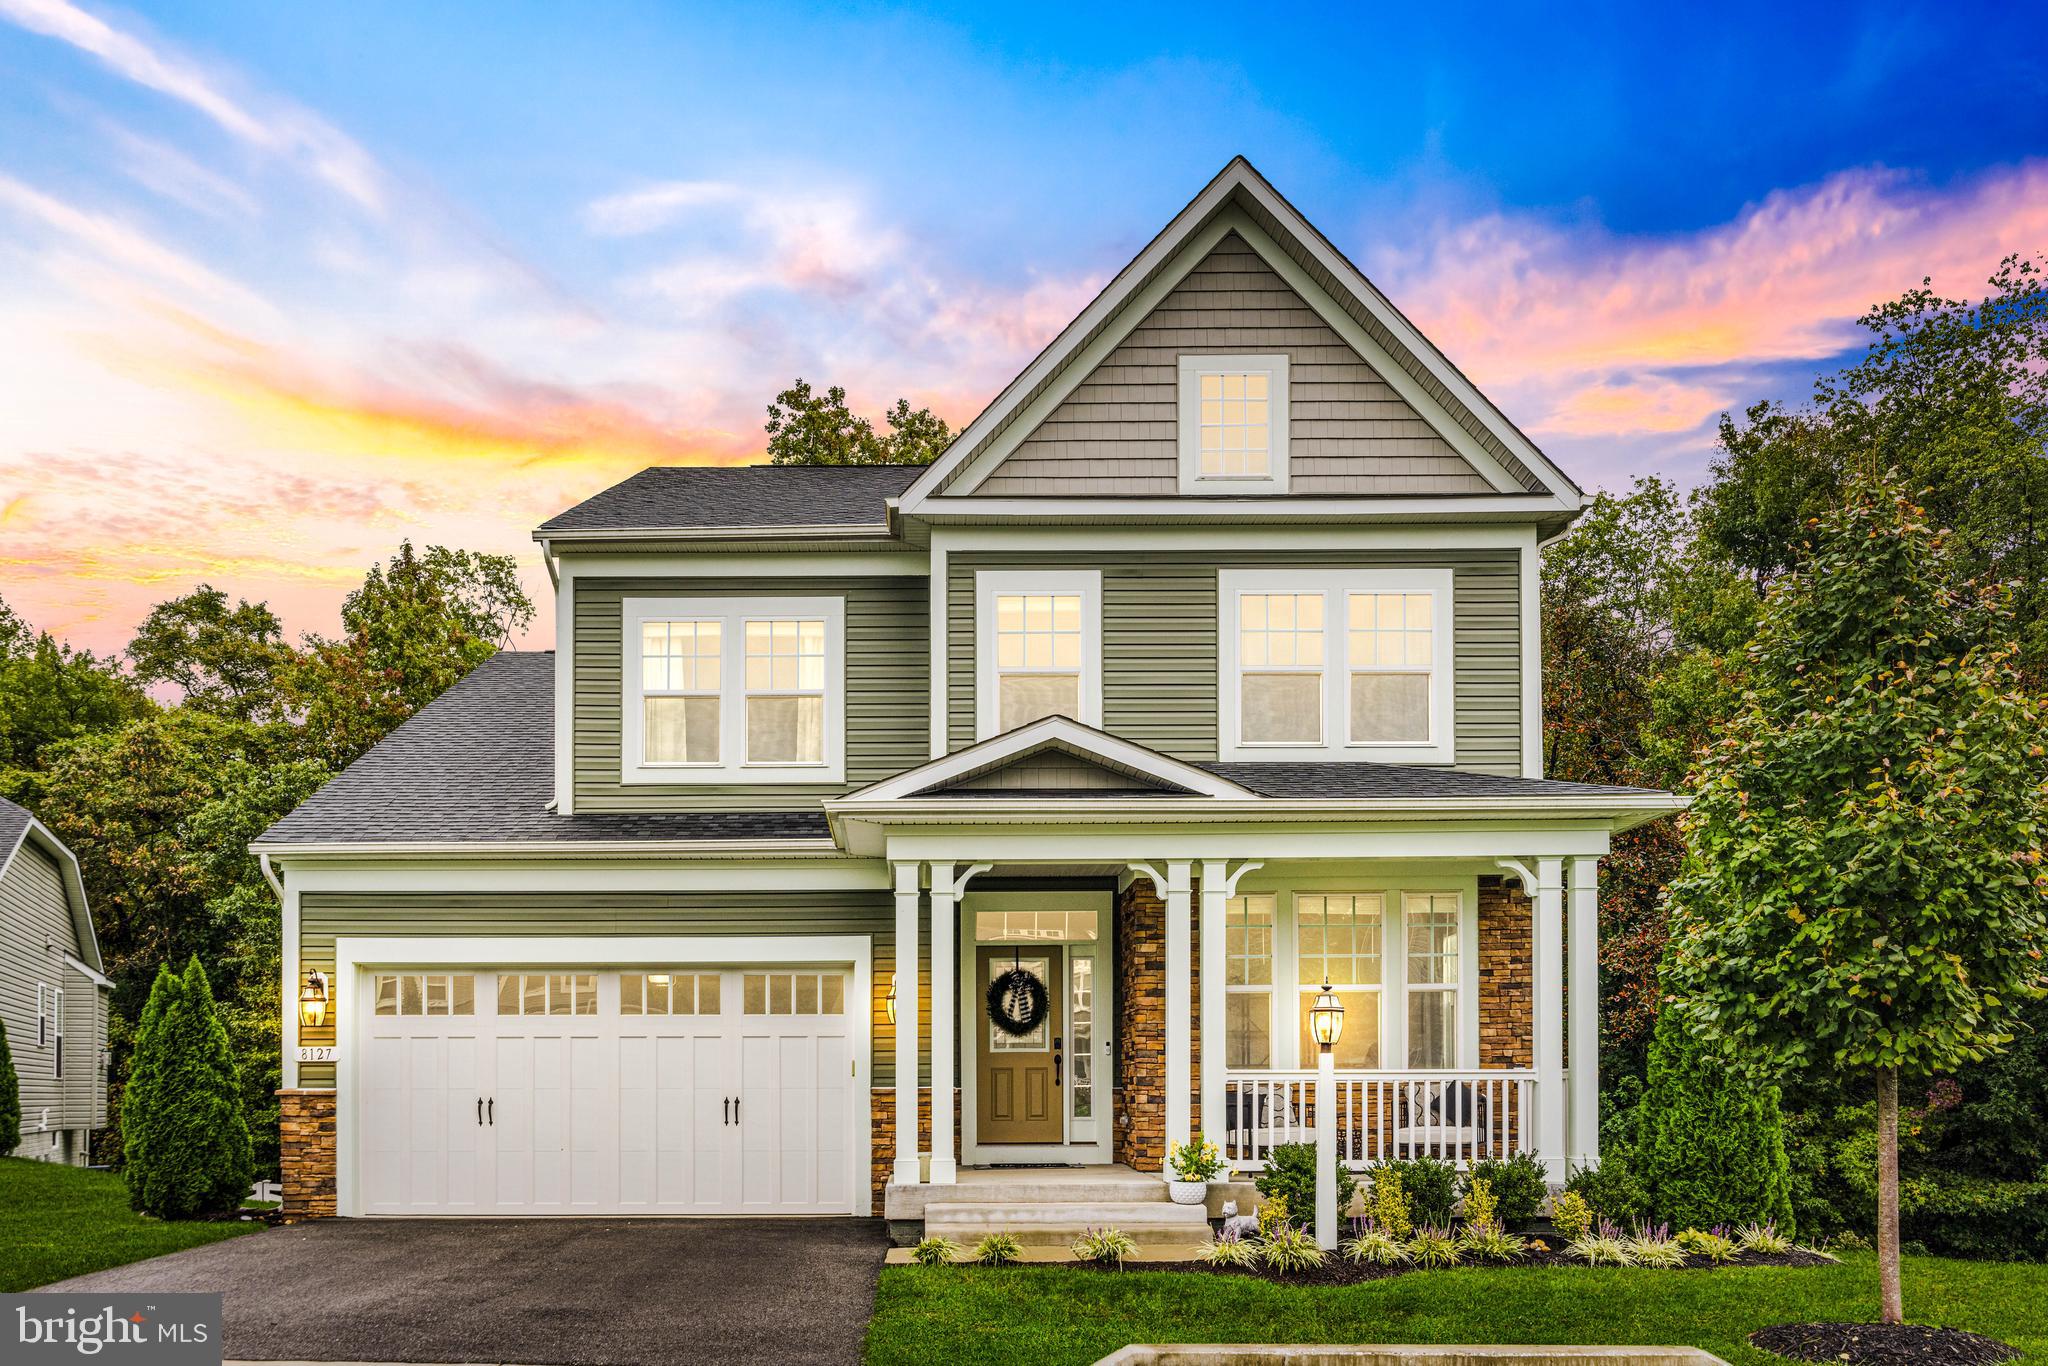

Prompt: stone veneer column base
[
  {"left": 278, "top": 1088, "right": 337, "bottom": 1221},
  {"left": 871, "top": 1087, "right": 964, "bottom": 1214}
]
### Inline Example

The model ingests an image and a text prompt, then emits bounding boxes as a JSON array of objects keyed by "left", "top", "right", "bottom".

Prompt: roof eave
[
  {"left": 532, "top": 524, "right": 896, "bottom": 544},
  {"left": 254, "top": 837, "right": 845, "bottom": 861}
]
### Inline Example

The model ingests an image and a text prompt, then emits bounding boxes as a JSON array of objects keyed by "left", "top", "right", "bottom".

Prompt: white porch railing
[{"left": 1222, "top": 1069, "right": 1539, "bottom": 1172}]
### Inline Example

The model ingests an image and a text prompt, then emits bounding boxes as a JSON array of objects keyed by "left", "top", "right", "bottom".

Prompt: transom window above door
[
  {"left": 622, "top": 596, "right": 845, "bottom": 783},
  {"left": 373, "top": 973, "right": 475, "bottom": 1016},
  {"left": 975, "top": 570, "right": 1101, "bottom": 737},
  {"left": 1178, "top": 354, "right": 1290, "bottom": 493},
  {"left": 1219, "top": 568, "right": 1456, "bottom": 763}
]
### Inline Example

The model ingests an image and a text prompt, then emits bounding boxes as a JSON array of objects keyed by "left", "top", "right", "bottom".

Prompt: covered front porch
[{"left": 825, "top": 716, "right": 1682, "bottom": 1220}]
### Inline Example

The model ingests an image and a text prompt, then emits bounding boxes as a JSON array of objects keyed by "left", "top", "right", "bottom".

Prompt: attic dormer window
[{"left": 1178, "top": 354, "right": 1289, "bottom": 494}]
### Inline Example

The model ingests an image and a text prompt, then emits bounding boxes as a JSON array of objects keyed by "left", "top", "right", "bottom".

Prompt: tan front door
[{"left": 976, "top": 947, "right": 1063, "bottom": 1144}]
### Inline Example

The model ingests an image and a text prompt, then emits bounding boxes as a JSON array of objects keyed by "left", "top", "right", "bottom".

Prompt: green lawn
[
  {"left": 865, "top": 1254, "right": 2048, "bottom": 1366},
  {"left": 0, "top": 1157, "right": 261, "bottom": 1292}
]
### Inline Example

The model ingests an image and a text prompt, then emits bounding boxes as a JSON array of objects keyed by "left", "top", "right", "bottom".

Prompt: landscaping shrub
[
  {"left": 1199, "top": 1226, "right": 1259, "bottom": 1268},
  {"left": 912, "top": 1235, "right": 960, "bottom": 1266},
  {"left": 1408, "top": 1224, "right": 1461, "bottom": 1267},
  {"left": 1565, "top": 1148, "right": 1653, "bottom": 1227},
  {"left": 121, "top": 958, "right": 254, "bottom": 1219},
  {"left": 1568, "top": 1220, "right": 1635, "bottom": 1266},
  {"left": 1367, "top": 1168, "right": 1412, "bottom": 1239},
  {"left": 1259, "top": 1221, "right": 1324, "bottom": 1272},
  {"left": 1464, "top": 1153, "right": 1548, "bottom": 1225},
  {"left": 0, "top": 1018, "right": 18, "bottom": 1157},
  {"left": 1898, "top": 1176, "right": 2048, "bottom": 1262},
  {"left": 1633, "top": 1006, "right": 1796, "bottom": 1235},
  {"left": 1072, "top": 1226, "right": 1138, "bottom": 1267},
  {"left": 971, "top": 1232, "right": 1022, "bottom": 1266},
  {"left": 1341, "top": 1224, "right": 1409, "bottom": 1266},
  {"left": 1256, "top": 1142, "right": 1357, "bottom": 1221},
  {"left": 1370, "top": 1157, "right": 1457, "bottom": 1227},
  {"left": 1550, "top": 1189, "right": 1593, "bottom": 1240},
  {"left": 1674, "top": 1226, "right": 1739, "bottom": 1263}
]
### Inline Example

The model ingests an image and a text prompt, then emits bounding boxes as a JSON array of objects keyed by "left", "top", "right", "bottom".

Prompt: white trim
[
  {"left": 1218, "top": 567, "right": 1457, "bottom": 764},
  {"left": 1177, "top": 354, "right": 1290, "bottom": 494},
  {"left": 916, "top": 495, "right": 1575, "bottom": 523},
  {"left": 332, "top": 933, "right": 872, "bottom": 1218},
  {"left": 929, "top": 541, "right": 949, "bottom": 759},
  {"left": 2, "top": 814, "right": 105, "bottom": 977},
  {"left": 555, "top": 550, "right": 929, "bottom": 577},
  {"left": 257, "top": 839, "right": 844, "bottom": 860},
  {"left": 974, "top": 569, "right": 1103, "bottom": 737},
  {"left": 1520, "top": 532, "right": 1543, "bottom": 778},
  {"left": 898, "top": 161, "right": 1582, "bottom": 514},
  {"left": 61, "top": 954, "right": 113, "bottom": 990},
  {"left": 620, "top": 595, "right": 846, "bottom": 785},
  {"left": 933, "top": 524, "right": 1552, "bottom": 552},
  {"left": 845, "top": 714, "right": 1255, "bottom": 803},
  {"left": 539, "top": 524, "right": 896, "bottom": 544},
  {"left": 555, "top": 562, "right": 577, "bottom": 813},
  {"left": 269, "top": 859, "right": 885, "bottom": 895}
]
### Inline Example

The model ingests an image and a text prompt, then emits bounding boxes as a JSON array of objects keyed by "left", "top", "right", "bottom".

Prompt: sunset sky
[{"left": 2, "top": 0, "right": 2043, "bottom": 655}]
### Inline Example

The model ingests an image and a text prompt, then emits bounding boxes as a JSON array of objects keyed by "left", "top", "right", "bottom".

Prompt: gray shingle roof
[
  {"left": 257, "top": 652, "right": 828, "bottom": 846},
  {"left": 538, "top": 465, "right": 921, "bottom": 534},
  {"left": 1198, "top": 762, "right": 1663, "bottom": 800},
  {"left": 0, "top": 795, "right": 34, "bottom": 852}
]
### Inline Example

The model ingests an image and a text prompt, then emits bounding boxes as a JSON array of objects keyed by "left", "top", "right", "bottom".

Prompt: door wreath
[{"left": 985, "top": 961, "right": 1050, "bottom": 1037}]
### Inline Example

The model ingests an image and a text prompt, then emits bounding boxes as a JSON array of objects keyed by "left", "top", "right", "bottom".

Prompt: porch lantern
[
  {"left": 1308, "top": 980, "right": 1344, "bottom": 1052},
  {"left": 298, "top": 969, "right": 329, "bottom": 1030},
  {"left": 886, "top": 973, "right": 897, "bottom": 1025}
]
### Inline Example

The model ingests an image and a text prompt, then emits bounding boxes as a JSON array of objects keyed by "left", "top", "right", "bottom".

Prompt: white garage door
[{"left": 359, "top": 968, "right": 853, "bottom": 1216}]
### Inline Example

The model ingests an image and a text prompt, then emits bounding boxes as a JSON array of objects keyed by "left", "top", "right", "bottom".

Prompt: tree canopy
[
  {"left": 763, "top": 378, "right": 952, "bottom": 465},
  {"left": 126, "top": 585, "right": 293, "bottom": 723}
]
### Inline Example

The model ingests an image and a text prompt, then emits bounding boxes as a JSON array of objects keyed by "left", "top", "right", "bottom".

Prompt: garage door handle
[
  {"left": 487, "top": 1097, "right": 494, "bottom": 1125},
  {"left": 723, "top": 1098, "right": 730, "bottom": 1125},
  {"left": 477, "top": 1097, "right": 483, "bottom": 1126},
  {"left": 734, "top": 1097, "right": 740, "bottom": 1125}
]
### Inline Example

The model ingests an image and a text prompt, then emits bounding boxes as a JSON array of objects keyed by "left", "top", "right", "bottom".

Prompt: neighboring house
[
  {"left": 0, "top": 796, "right": 112, "bottom": 1165},
  {"left": 255, "top": 158, "right": 1683, "bottom": 1229}
]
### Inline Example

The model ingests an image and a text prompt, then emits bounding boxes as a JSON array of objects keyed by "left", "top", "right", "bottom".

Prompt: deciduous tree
[
  {"left": 764, "top": 378, "right": 951, "bottom": 465},
  {"left": 127, "top": 586, "right": 295, "bottom": 722}
]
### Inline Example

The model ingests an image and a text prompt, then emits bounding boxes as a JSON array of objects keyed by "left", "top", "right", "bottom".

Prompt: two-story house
[
  {"left": 2, "top": 795, "right": 112, "bottom": 1165},
  {"left": 257, "top": 159, "right": 1682, "bottom": 1234}
]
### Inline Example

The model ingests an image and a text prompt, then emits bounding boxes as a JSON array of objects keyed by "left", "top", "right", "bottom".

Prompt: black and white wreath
[{"left": 985, "top": 965, "right": 1050, "bottom": 1037}]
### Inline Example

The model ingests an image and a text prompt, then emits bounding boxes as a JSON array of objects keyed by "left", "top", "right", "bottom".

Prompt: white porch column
[
  {"left": 1568, "top": 855, "right": 1602, "bottom": 1171},
  {"left": 1531, "top": 856, "right": 1568, "bottom": 1179},
  {"left": 1198, "top": 861, "right": 1228, "bottom": 1146},
  {"left": 892, "top": 859, "right": 922, "bottom": 1186},
  {"left": 927, "top": 862, "right": 957, "bottom": 1185},
  {"left": 1163, "top": 859, "right": 1194, "bottom": 1174}
]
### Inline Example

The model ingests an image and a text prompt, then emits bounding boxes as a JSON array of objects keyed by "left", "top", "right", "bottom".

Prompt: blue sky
[{"left": 1, "top": 0, "right": 2043, "bottom": 649}]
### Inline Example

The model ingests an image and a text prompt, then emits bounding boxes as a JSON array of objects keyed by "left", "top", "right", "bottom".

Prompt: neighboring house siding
[
  {"left": 971, "top": 232, "right": 1491, "bottom": 498},
  {"left": 0, "top": 845, "right": 79, "bottom": 1135},
  {"left": 948, "top": 549, "right": 1521, "bottom": 774},
  {"left": 294, "top": 886, "right": 928, "bottom": 1088},
  {"left": 61, "top": 959, "right": 104, "bottom": 1125},
  {"left": 572, "top": 575, "right": 929, "bottom": 812}
]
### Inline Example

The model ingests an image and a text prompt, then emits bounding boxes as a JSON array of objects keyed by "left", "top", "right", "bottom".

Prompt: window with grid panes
[
  {"left": 639, "top": 619, "right": 721, "bottom": 762},
  {"left": 1348, "top": 593, "right": 1434, "bottom": 743},
  {"left": 744, "top": 618, "right": 826, "bottom": 763},
  {"left": 1237, "top": 593, "right": 1323, "bottom": 744},
  {"left": 994, "top": 593, "right": 1083, "bottom": 730},
  {"left": 1224, "top": 894, "right": 1274, "bottom": 1068},
  {"left": 1295, "top": 894, "right": 1382, "bottom": 1068},
  {"left": 1404, "top": 893, "right": 1461, "bottom": 1067}
]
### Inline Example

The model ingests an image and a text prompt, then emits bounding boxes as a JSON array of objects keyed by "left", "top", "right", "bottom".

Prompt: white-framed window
[
  {"left": 1404, "top": 892, "right": 1462, "bottom": 1068},
  {"left": 1178, "top": 354, "right": 1290, "bottom": 493},
  {"left": 622, "top": 596, "right": 845, "bottom": 783},
  {"left": 1223, "top": 894, "right": 1275, "bottom": 1069},
  {"left": 52, "top": 986, "right": 63, "bottom": 1079},
  {"left": 497, "top": 973, "right": 597, "bottom": 1017},
  {"left": 620, "top": 972, "right": 722, "bottom": 1016},
  {"left": 742, "top": 971, "right": 844, "bottom": 1016},
  {"left": 35, "top": 982, "right": 49, "bottom": 1047},
  {"left": 1218, "top": 568, "right": 1456, "bottom": 763},
  {"left": 1295, "top": 894, "right": 1382, "bottom": 1069},
  {"left": 974, "top": 570, "right": 1102, "bottom": 737},
  {"left": 373, "top": 973, "right": 476, "bottom": 1017}
]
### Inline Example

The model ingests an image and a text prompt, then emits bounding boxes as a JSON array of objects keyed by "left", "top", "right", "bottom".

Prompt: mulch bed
[
  {"left": 1048, "top": 1247, "right": 1833, "bottom": 1285},
  {"left": 1750, "top": 1323, "right": 2019, "bottom": 1366}
]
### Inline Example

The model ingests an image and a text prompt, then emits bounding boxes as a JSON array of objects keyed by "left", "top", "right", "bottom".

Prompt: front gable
[
  {"left": 902, "top": 158, "right": 1581, "bottom": 519},
  {"left": 974, "top": 232, "right": 1494, "bottom": 499}
]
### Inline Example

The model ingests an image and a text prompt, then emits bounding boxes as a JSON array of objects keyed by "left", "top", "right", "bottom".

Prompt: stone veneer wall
[
  {"left": 870, "top": 1087, "right": 963, "bottom": 1212},
  {"left": 1477, "top": 875, "right": 1534, "bottom": 1067},
  {"left": 278, "top": 1088, "right": 337, "bottom": 1221},
  {"left": 1111, "top": 875, "right": 1202, "bottom": 1174}
]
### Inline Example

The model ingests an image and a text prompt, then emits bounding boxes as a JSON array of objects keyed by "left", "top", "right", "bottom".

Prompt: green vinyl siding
[
  {"left": 949, "top": 549, "right": 1522, "bottom": 775},
  {"left": 295, "top": 886, "right": 928, "bottom": 1088},
  {"left": 573, "top": 575, "right": 928, "bottom": 812}
]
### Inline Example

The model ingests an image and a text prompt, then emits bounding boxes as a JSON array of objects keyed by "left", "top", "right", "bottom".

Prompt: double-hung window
[
  {"left": 975, "top": 570, "right": 1101, "bottom": 737},
  {"left": 1220, "top": 568, "right": 1455, "bottom": 762},
  {"left": 623, "top": 597, "right": 844, "bottom": 782},
  {"left": 1223, "top": 894, "right": 1274, "bottom": 1068},
  {"left": 1404, "top": 893, "right": 1461, "bottom": 1068},
  {"left": 52, "top": 986, "right": 63, "bottom": 1078},
  {"left": 36, "top": 982, "right": 49, "bottom": 1047},
  {"left": 1178, "top": 354, "right": 1289, "bottom": 493},
  {"left": 1295, "top": 894, "right": 1382, "bottom": 1069}
]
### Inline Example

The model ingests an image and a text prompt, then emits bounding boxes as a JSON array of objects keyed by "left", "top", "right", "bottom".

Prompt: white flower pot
[{"left": 1168, "top": 1179, "right": 1209, "bottom": 1206}]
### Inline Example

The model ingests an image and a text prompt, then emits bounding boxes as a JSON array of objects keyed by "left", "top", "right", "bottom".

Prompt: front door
[{"left": 975, "top": 946, "right": 1063, "bottom": 1143}]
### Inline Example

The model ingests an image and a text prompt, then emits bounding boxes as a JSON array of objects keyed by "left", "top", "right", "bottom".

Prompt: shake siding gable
[
  {"left": 0, "top": 845, "right": 80, "bottom": 1127},
  {"left": 970, "top": 233, "right": 1493, "bottom": 498},
  {"left": 572, "top": 575, "right": 928, "bottom": 812},
  {"left": 293, "top": 889, "right": 928, "bottom": 1089},
  {"left": 948, "top": 549, "right": 1522, "bottom": 775}
]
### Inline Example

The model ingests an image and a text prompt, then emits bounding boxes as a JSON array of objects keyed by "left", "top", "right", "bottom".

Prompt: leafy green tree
[
  {"left": 0, "top": 630, "right": 151, "bottom": 788},
  {"left": 1634, "top": 1004, "right": 1795, "bottom": 1233},
  {"left": 286, "top": 542, "right": 533, "bottom": 767},
  {"left": 122, "top": 957, "right": 254, "bottom": 1218},
  {"left": 127, "top": 586, "right": 295, "bottom": 722},
  {"left": 0, "top": 1018, "right": 19, "bottom": 1156},
  {"left": 0, "top": 597, "right": 28, "bottom": 656},
  {"left": 764, "top": 378, "right": 952, "bottom": 465},
  {"left": 1664, "top": 477, "right": 2048, "bottom": 1322}
]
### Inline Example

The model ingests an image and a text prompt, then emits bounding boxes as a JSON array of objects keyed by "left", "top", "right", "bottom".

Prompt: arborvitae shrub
[
  {"left": 1635, "top": 1004, "right": 1795, "bottom": 1235},
  {"left": 122, "top": 957, "right": 254, "bottom": 1218},
  {"left": 0, "top": 1017, "right": 20, "bottom": 1156}
]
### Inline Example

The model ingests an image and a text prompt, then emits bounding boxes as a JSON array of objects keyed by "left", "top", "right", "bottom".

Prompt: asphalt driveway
[{"left": 39, "top": 1217, "right": 891, "bottom": 1366}]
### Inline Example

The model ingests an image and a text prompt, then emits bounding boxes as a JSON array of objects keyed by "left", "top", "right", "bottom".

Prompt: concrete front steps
[
  {"left": 907, "top": 1163, "right": 1213, "bottom": 1249},
  {"left": 925, "top": 1200, "right": 1211, "bottom": 1247}
]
